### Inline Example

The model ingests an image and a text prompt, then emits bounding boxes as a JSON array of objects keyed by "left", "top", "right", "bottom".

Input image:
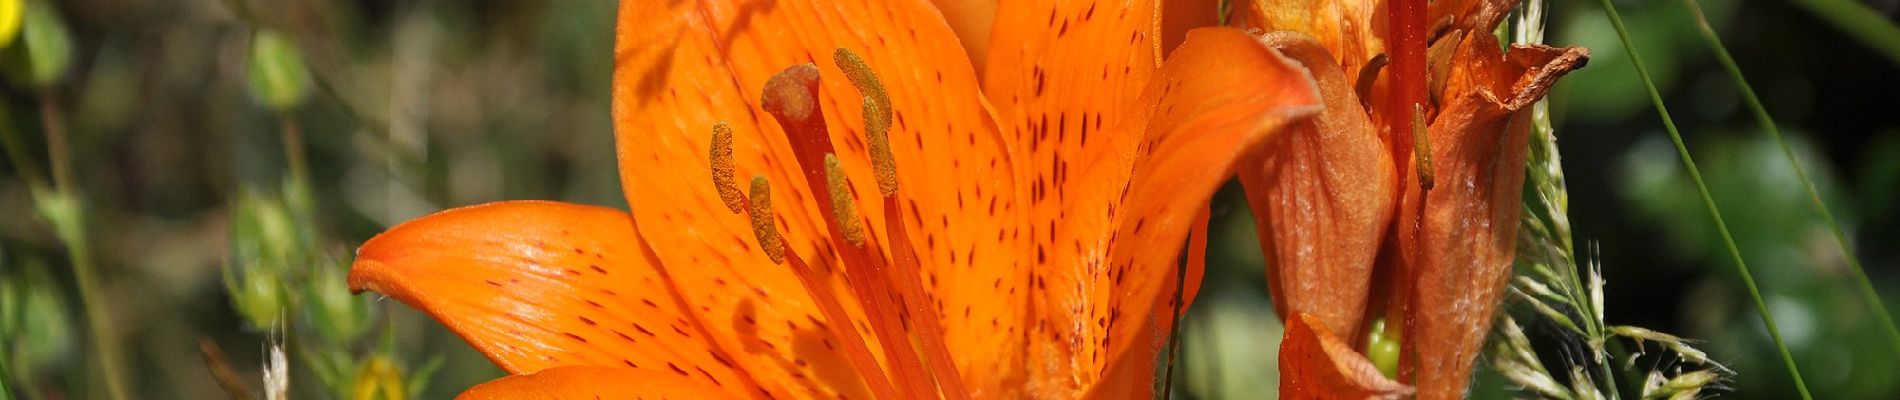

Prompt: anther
[
  {"left": 834, "top": 48, "right": 899, "bottom": 196},
  {"left": 1411, "top": 104, "right": 1435, "bottom": 191},
  {"left": 709, "top": 122, "right": 744, "bottom": 213},
  {"left": 747, "top": 175, "right": 786, "bottom": 264},
  {"left": 824, "top": 153, "right": 867, "bottom": 247},
  {"left": 1355, "top": 54, "right": 1389, "bottom": 111}
]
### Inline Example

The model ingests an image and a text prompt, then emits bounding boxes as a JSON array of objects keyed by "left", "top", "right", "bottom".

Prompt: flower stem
[
  {"left": 1680, "top": 0, "right": 1900, "bottom": 362},
  {"left": 1590, "top": 1, "right": 1813, "bottom": 398},
  {"left": 38, "top": 93, "right": 131, "bottom": 400},
  {"left": 281, "top": 114, "right": 309, "bottom": 193},
  {"left": 0, "top": 341, "right": 13, "bottom": 400}
]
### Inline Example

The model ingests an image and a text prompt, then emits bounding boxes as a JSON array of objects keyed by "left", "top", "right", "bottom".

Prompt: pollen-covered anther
[
  {"left": 747, "top": 175, "right": 786, "bottom": 264},
  {"left": 709, "top": 122, "right": 745, "bottom": 214},
  {"left": 824, "top": 153, "right": 867, "bottom": 247},
  {"left": 834, "top": 48, "right": 899, "bottom": 196},
  {"left": 1411, "top": 103, "right": 1435, "bottom": 191}
]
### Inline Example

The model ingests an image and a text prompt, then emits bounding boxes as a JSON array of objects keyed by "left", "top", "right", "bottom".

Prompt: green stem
[
  {"left": 1, "top": 339, "right": 13, "bottom": 400},
  {"left": 1160, "top": 228, "right": 1193, "bottom": 399},
  {"left": 1681, "top": 0, "right": 1900, "bottom": 361},
  {"left": 1781, "top": 0, "right": 1900, "bottom": 67},
  {"left": 281, "top": 115, "right": 309, "bottom": 194},
  {"left": 38, "top": 94, "right": 130, "bottom": 400},
  {"left": 1590, "top": 1, "right": 1814, "bottom": 399}
]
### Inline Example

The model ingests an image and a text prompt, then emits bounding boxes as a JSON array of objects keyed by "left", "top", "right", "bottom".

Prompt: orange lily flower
[
  {"left": 348, "top": 0, "right": 1324, "bottom": 398},
  {"left": 1227, "top": 0, "right": 1588, "bottom": 398}
]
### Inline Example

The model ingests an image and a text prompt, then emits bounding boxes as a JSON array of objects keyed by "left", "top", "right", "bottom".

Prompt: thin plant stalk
[
  {"left": 1681, "top": 0, "right": 1900, "bottom": 361},
  {"left": 282, "top": 115, "right": 309, "bottom": 194},
  {"left": 37, "top": 94, "right": 131, "bottom": 400},
  {"left": 0, "top": 342, "right": 12, "bottom": 400},
  {"left": 1590, "top": 1, "right": 1813, "bottom": 398},
  {"left": 0, "top": 116, "right": 51, "bottom": 400}
]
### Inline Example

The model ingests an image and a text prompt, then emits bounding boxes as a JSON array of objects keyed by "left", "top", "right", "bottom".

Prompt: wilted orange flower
[
  {"left": 1229, "top": 0, "right": 1588, "bottom": 398},
  {"left": 348, "top": 0, "right": 1326, "bottom": 398}
]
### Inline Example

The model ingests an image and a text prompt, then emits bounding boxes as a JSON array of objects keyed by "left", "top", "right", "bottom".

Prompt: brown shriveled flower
[{"left": 1222, "top": 0, "right": 1590, "bottom": 398}]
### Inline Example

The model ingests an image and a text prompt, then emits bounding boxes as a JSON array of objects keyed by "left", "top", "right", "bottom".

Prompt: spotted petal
[
  {"left": 349, "top": 201, "right": 763, "bottom": 397},
  {"left": 611, "top": 0, "right": 1024, "bottom": 396},
  {"left": 1060, "top": 27, "right": 1322, "bottom": 397},
  {"left": 458, "top": 366, "right": 739, "bottom": 400}
]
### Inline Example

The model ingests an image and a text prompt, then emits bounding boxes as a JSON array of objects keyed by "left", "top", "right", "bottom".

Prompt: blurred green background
[{"left": 0, "top": 0, "right": 1894, "bottom": 398}]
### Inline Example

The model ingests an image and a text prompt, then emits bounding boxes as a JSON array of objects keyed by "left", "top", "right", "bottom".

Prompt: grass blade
[
  {"left": 1680, "top": 0, "right": 1900, "bottom": 361},
  {"left": 1781, "top": 0, "right": 1900, "bottom": 67},
  {"left": 1589, "top": 0, "right": 1814, "bottom": 398}
]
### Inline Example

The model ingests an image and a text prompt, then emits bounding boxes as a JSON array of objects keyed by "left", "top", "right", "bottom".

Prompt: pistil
[
  {"left": 761, "top": 63, "right": 938, "bottom": 399},
  {"left": 1389, "top": 0, "right": 1430, "bottom": 384}
]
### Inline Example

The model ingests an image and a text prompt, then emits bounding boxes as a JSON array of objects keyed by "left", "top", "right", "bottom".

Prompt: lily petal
[
  {"left": 983, "top": 0, "right": 1161, "bottom": 395},
  {"left": 458, "top": 366, "right": 739, "bottom": 400},
  {"left": 1162, "top": 0, "right": 1226, "bottom": 55},
  {"left": 349, "top": 201, "right": 760, "bottom": 396},
  {"left": 1280, "top": 313, "right": 1414, "bottom": 400},
  {"left": 1240, "top": 32, "right": 1396, "bottom": 342},
  {"left": 1055, "top": 27, "right": 1322, "bottom": 397},
  {"left": 1399, "top": 31, "right": 1586, "bottom": 399},
  {"left": 613, "top": 0, "right": 1021, "bottom": 397},
  {"left": 928, "top": 0, "right": 997, "bottom": 73},
  {"left": 1241, "top": 0, "right": 1387, "bottom": 86}
]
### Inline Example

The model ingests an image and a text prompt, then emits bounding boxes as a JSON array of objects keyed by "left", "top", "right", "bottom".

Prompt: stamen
[
  {"left": 1411, "top": 104, "right": 1434, "bottom": 191},
  {"left": 747, "top": 175, "right": 785, "bottom": 264},
  {"left": 881, "top": 197, "right": 973, "bottom": 400},
  {"left": 733, "top": 174, "right": 900, "bottom": 400},
  {"left": 834, "top": 51, "right": 972, "bottom": 399},
  {"left": 824, "top": 153, "right": 867, "bottom": 247},
  {"left": 710, "top": 122, "right": 745, "bottom": 214},
  {"left": 834, "top": 48, "right": 899, "bottom": 195},
  {"left": 760, "top": 62, "right": 938, "bottom": 399},
  {"left": 781, "top": 250, "right": 904, "bottom": 400},
  {"left": 1355, "top": 53, "right": 1389, "bottom": 112},
  {"left": 833, "top": 48, "right": 891, "bottom": 132}
]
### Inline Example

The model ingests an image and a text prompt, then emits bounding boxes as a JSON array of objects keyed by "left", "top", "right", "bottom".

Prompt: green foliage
[
  {"left": 0, "top": 255, "right": 75, "bottom": 387},
  {"left": 0, "top": 1, "right": 67, "bottom": 90},
  {"left": 225, "top": 193, "right": 301, "bottom": 329},
  {"left": 1618, "top": 134, "right": 1898, "bottom": 397},
  {"left": 1590, "top": 0, "right": 1815, "bottom": 395}
]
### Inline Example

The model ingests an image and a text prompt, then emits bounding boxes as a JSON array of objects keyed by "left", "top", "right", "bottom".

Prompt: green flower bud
[
  {"left": 1364, "top": 318, "right": 1400, "bottom": 379},
  {"left": 247, "top": 30, "right": 312, "bottom": 111},
  {"left": 225, "top": 193, "right": 302, "bottom": 330}
]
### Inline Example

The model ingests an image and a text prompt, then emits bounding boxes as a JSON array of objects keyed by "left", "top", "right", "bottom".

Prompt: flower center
[{"left": 707, "top": 48, "right": 971, "bottom": 400}]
